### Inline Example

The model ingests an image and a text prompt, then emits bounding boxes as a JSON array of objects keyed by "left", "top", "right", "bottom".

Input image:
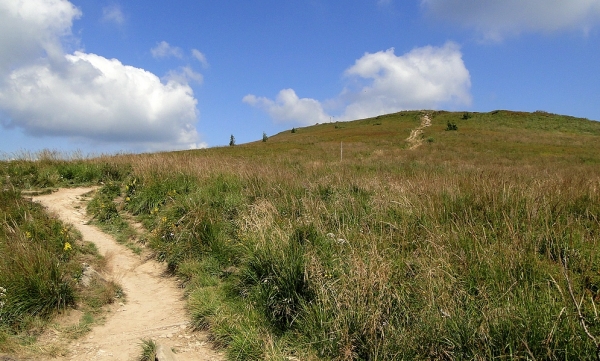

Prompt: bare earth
[
  {"left": 33, "top": 188, "right": 223, "bottom": 361},
  {"left": 405, "top": 114, "right": 432, "bottom": 150}
]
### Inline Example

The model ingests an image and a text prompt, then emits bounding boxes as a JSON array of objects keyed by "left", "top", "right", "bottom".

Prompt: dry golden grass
[{"left": 4, "top": 110, "right": 600, "bottom": 359}]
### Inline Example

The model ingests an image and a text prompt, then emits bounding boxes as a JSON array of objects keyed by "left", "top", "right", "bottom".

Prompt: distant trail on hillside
[
  {"left": 406, "top": 114, "right": 432, "bottom": 150},
  {"left": 33, "top": 188, "right": 223, "bottom": 361}
]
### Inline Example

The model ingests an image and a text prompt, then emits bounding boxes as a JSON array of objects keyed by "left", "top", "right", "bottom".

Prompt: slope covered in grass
[
  {"left": 0, "top": 161, "right": 128, "bottom": 355},
  {"left": 6, "top": 110, "right": 600, "bottom": 359}
]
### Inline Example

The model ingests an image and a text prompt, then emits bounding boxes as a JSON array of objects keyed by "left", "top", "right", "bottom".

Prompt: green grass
[
  {"left": 5, "top": 110, "right": 600, "bottom": 359},
  {"left": 0, "top": 152, "right": 131, "bottom": 189},
  {"left": 86, "top": 182, "right": 141, "bottom": 254},
  {"left": 138, "top": 338, "right": 157, "bottom": 361},
  {"left": 0, "top": 189, "right": 78, "bottom": 331},
  {"left": 0, "top": 181, "right": 123, "bottom": 355}
]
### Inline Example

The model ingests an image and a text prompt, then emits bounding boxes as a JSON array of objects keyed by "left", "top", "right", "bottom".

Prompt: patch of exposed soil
[
  {"left": 31, "top": 188, "right": 223, "bottom": 361},
  {"left": 406, "top": 114, "right": 432, "bottom": 149}
]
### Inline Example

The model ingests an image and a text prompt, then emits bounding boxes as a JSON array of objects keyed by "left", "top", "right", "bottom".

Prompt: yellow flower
[
  {"left": 63, "top": 242, "right": 72, "bottom": 252},
  {"left": 25, "top": 231, "right": 32, "bottom": 239},
  {"left": 126, "top": 197, "right": 131, "bottom": 202}
]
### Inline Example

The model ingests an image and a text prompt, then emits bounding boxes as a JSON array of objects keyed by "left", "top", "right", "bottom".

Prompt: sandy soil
[
  {"left": 406, "top": 114, "right": 432, "bottom": 150},
  {"left": 33, "top": 188, "right": 223, "bottom": 361}
]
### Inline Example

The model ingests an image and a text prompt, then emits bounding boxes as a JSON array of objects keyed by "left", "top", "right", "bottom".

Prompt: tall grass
[
  {"left": 0, "top": 188, "right": 78, "bottom": 335},
  {"left": 0, "top": 151, "right": 131, "bottom": 189},
  {"left": 32, "top": 111, "right": 600, "bottom": 358},
  {"left": 0, "top": 164, "right": 126, "bottom": 353}
]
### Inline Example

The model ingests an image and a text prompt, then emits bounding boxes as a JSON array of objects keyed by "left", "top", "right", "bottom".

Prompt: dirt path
[
  {"left": 405, "top": 114, "right": 432, "bottom": 149},
  {"left": 33, "top": 188, "right": 223, "bottom": 361}
]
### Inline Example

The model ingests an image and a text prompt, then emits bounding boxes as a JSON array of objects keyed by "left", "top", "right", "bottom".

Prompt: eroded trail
[
  {"left": 33, "top": 188, "right": 223, "bottom": 361},
  {"left": 405, "top": 114, "right": 432, "bottom": 149}
]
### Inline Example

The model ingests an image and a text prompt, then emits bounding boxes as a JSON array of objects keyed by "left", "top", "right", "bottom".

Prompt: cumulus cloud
[
  {"left": 191, "top": 49, "right": 209, "bottom": 68},
  {"left": 0, "top": 0, "right": 202, "bottom": 151},
  {"left": 243, "top": 89, "right": 330, "bottom": 125},
  {"left": 151, "top": 41, "right": 184, "bottom": 59},
  {"left": 422, "top": 0, "right": 600, "bottom": 40},
  {"left": 341, "top": 42, "right": 471, "bottom": 120},
  {"left": 244, "top": 42, "right": 470, "bottom": 125},
  {"left": 0, "top": 0, "right": 81, "bottom": 72},
  {"left": 0, "top": 52, "right": 200, "bottom": 148},
  {"left": 101, "top": 4, "right": 125, "bottom": 25}
]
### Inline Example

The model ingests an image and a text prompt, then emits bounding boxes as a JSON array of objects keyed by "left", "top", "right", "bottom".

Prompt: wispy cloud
[
  {"left": 151, "top": 41, "right": 184, "bottom": 59},
  {"left": 191, "top": 49, "right": 209, "bottom": 68},
  {"left": 244, "top": 42, "right": 471, "bottom": 125},
  {"left": 165, "top": 66, "right": 204, "bottom": 85},
  {"left": 101, "top": 4, "right": 125, "bottom": 25},
  {"left": 422, "top": 0, "right": 600, "bottom": 40}
]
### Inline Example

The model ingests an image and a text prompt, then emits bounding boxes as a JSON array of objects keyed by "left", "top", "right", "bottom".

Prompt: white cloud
[
  {"left": 151, "top": 41, "right": 183, "bottom": 59},
  {"left": 0, "top": 0, "right": 203, "bottom": 151},
  {"left": 101, "top": 4, "right": 124, "bottom": 25},
  {"left": 422, "top": 0, "right": 600, "bottom": 40},
  {"left": 0, "top": 52, "right": 200, "bottom": 149},
  {"left": 191, "top": 49, "right": 209, "bottom": 68},
  {"left": 165, "top": 66, "right": 204, "bottom": 85},
  {"left": 341, "top": 42, "right": 471, "bottom": 120},
  {"left": 243, "top": 89, "right": 330, "bottom": 125},
  {"left": 244, "top": 43, "right": 470, "bottom": 125},
  {"left": 0, "top": 0, "right": 81, "bottom": 72}
]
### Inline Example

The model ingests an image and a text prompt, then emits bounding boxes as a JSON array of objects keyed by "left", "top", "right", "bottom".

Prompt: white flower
[{"left": 0, "top": 286, "right": 6, "bottom": 312}]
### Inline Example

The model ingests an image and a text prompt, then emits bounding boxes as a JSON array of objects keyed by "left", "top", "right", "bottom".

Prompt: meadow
[{"left": 2, "top": 110, "right": 600, "bottom": 359}]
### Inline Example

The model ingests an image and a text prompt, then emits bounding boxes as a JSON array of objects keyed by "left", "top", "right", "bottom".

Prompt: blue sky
[{"left": 1, "top": 0, "right": 599, "bottom": 155}]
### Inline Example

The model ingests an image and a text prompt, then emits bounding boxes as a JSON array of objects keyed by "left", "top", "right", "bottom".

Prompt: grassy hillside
[
  {"left": 0, "top": 161, "right": 126, "bottom": 355},
  {"left": 3, "top": 110, "right": 600, "bottom": 359}
]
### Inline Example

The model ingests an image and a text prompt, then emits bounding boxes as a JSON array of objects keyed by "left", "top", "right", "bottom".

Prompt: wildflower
[
  {"left": 25, "top": 231, "right": 32, "bottom": 239},
  {"left": 64, "top": 242, "right": 72, "bottom": 252},
  {"left": 161, "top": 216, "right": 167, "bottom": 223},
  {"left": 125, "top": 197, "right": 131, "bottom": 202},
  {"left": 0, "top": 286, "right": 6, "bottom": 313},
  {"left": 61, "top": 227, "right": 70, "bottom": 238}
]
